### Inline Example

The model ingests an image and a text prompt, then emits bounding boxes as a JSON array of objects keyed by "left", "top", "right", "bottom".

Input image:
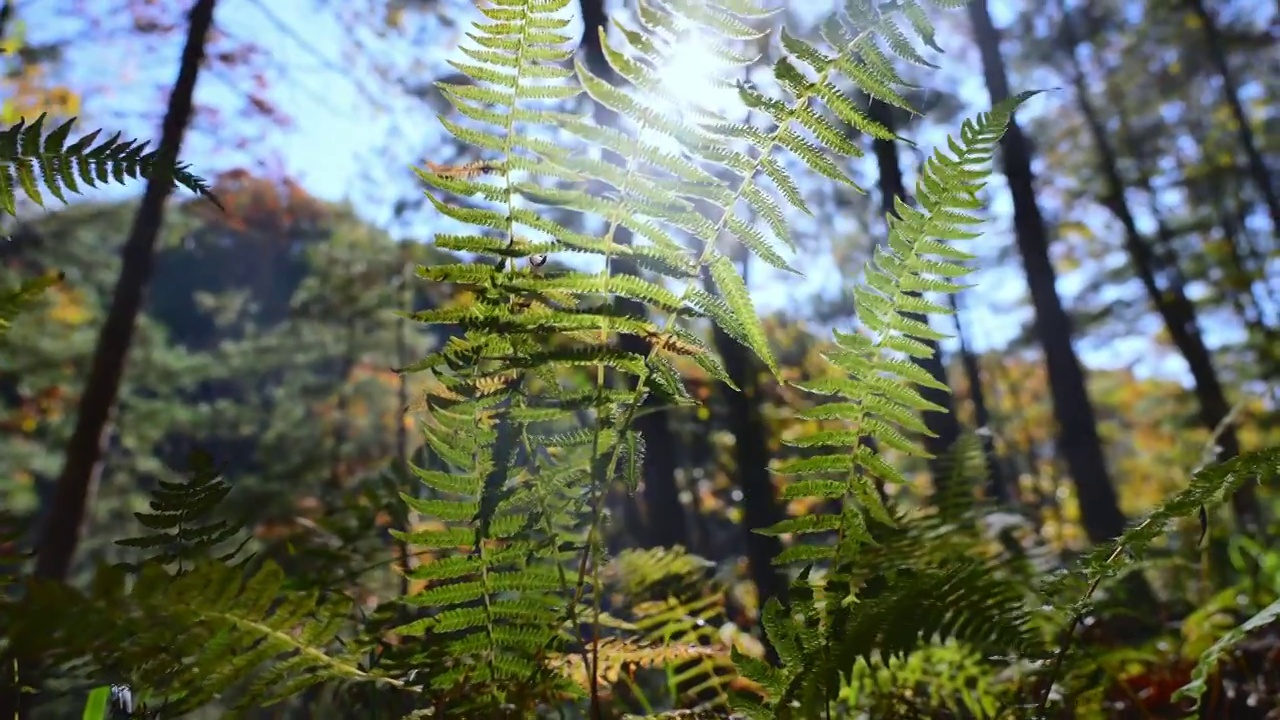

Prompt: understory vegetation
[{"left": 0, "top": 0, "right": 1277, "bottom": 718}]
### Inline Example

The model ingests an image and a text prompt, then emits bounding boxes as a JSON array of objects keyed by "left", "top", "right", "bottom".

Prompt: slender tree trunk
[
  {"left": 32, "top": 0, "right": 217, "bottom": 584},
  {"left": 395, "top": 246, "right": 412, "bottom": 596},
  {"left": 867, "top": 99, "right": 964, "bottom": 499},
  {"left": 0, "top": 4, "right": 216, "bottom": 717},
  {"left": 327, "top": 318, "right": 356, "bottom": 491},
  {"left": 1185, "top": 0, "right": 1280, "bottom": 234},
  {"left": 1057, "top": 0, "right": 1261, "bottom": 534},
  {"left": 966, "top": 0, "right": 1131, "bottom": 546},
  {"left": 949, "top": 293, "right": 1010, "bottom": 503}
]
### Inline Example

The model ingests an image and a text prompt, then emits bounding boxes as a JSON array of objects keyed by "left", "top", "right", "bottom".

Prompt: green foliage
[
  {"left": 0, "top": 269, "right": 60, "bottom": 339},
  {"left": 1176, "top": 596, "right": 1280, "bottom": 708},
  {"left": 398, "top": 0, "right": 1045, "bottom": 712},
  {"left": 0, "top": 114, "right": 219, "bottom": 215},
  {"left": 3, "top": 455, "right": 398, "bottom": 719},
  {"left": 14, "top": 559, "right": 376, "bottom": 717},
  {"left": 80, "top": 685, "right": 110, "bottom": 720},
  {"left": 2, "top": 0, "right": 1277, "bottom": 717}
]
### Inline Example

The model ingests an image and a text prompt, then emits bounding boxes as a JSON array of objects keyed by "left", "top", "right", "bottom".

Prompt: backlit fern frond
[
  {"left": 604, "top": 547, "right": 742, "bottom": 711},
  {"left": 0, "top": 114, "right": 220, "bottom": 215},
  {"left": 758, "top": 93, "right": 1034, "bottom": 565},
  {"left": 387, "top": 384, "right": 589, "bottom": 714},
  {"left": 548, "top": 638, "right": 721, "bottom": 696},
  {"left": 729, "top": 96, "right": 1038, "bottom": 717}
]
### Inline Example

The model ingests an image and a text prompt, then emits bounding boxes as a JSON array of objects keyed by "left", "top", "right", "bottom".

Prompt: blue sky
[{"left": 23, "top": 0, "right": 1213, "bottom": 383}]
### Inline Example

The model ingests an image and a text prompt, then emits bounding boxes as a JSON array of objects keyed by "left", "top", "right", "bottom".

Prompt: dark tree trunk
[
  {"left": 33, "top": 0, "right": 217, "bottom": 584},
  {"left": 1, "top": 3, "right": 217, "bottom": 717},
  {"left": 949, "top": 292, "right": 1011, "bottom": 503},
  {"left": 966, "top": 0, "right": 1131, "bottom": 545},
  {"left": 1185, "top": 0, "right": 1280, "bottom": 234},
  {"left": 395, "top": 246, "right": 412, "bottom": 595},
  {"left": 1057, "top": 1, "right": 1261, "bottom": 534}
]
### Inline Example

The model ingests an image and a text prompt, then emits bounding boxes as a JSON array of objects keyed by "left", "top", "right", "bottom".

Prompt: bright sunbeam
[{"left": 649, "top": 33, "right": 750, "bottom": 125}]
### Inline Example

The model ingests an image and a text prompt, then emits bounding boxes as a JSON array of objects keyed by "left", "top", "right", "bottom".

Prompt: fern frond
[
  {"left": 0, "top": 114, "right": 220, "bottom": 215},
  {"left": 763, "top": 94, "right": 1035, "bottom": 564},
  {"left": 605, "top": 547, "right": 742, "bottom": 709},
  {"left": 1053, "top": 446, "right": 1279, "bottom": 603},
  {"left": 12, "top": 560, "right": 392, "bottom": 718},
  {"left": 114, "top": 449, "right": 249, "bottom": 572},
  {"left": 548, "top": 638, "right": 721, "bottom": 693},
  {"left": 389, "top": 388, "right": 589, "bottom": 713},
  {"left": 732, "top": 95, "right": 1038, "bottom": 717}
]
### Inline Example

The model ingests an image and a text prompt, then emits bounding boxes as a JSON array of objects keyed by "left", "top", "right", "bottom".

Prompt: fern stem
[
  {"left": 573, "top": 137, "right": 650, "bottom": 718},
  {"left": 590, "top": 25, "right": 873, "bottom": 552},
  {"left": 1035, "top": 541, "right": 1126, "bottom": 717}
]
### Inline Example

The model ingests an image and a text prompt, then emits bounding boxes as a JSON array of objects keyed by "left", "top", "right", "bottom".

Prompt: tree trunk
[
  {"left": 1, "top": 4, "right": 217, "bottom": 717},
  {"left": 1185, "top": 0, "right": 1280, "bottom": 234},
  {"left": 966, "top": 0, "right": 1131, "bottom": 546},
  {"left": 33, "top": 0, "right": 217, "bottom": 584},
  {"left": 949, "top": 292, "right": 1011, "bottom": 503},
  {"left": 1057, "top": 0, "right": 1261, "bottom": 534},
  {"left": 395, "top": 246, "right": 412, "bottom": 595}
]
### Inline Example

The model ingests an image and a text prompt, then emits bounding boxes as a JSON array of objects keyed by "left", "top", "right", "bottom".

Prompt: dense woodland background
[{"left": 0, "top": 0, "right": 1278, "bottom": 717}]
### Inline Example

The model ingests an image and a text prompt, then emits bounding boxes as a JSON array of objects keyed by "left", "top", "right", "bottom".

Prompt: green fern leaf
[{"left": 0, "top": 114, "right": 220, "bottom": 214}]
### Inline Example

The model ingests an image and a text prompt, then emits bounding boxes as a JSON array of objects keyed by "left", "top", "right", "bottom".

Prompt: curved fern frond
[
  {"left": 0, "top": 114, "right": 221, "bottom": 215},
  {"left": 729, "top": 94, "right": 1037, "bottom": 718},
  {"left": 762, "top": 93, "right": 1035, "bottom": 564},
  {"left": 1051, "top": 446, "right": 1279, "bottom": 605}
]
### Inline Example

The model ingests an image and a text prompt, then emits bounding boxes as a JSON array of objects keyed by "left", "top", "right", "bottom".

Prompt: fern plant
[
  {"left": 3, "top": 0, "right": 1275, "bottom": 716},
  {"left": 399, "top": 0, "right": 1042, "bottom": 716},
  {"left": 3, "top": 452, "right": 403, "bottom": 719},
  {"left": 112, "top": 449, "right": 249, "bottom": 574}
]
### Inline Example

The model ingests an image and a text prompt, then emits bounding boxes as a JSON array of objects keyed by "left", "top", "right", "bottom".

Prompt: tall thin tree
[
  {"left": 1184, "top": 0, "right": 1280, "bottom": 235},
  {"left": 965, "top": 0, "right": 1132, "bottom": 545},
  {"left": 1055, "top": 0, "right": 1261, "bottom": 533},
  {"left": 33, "top": 0, "right": 219, "bottom": 584}
]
